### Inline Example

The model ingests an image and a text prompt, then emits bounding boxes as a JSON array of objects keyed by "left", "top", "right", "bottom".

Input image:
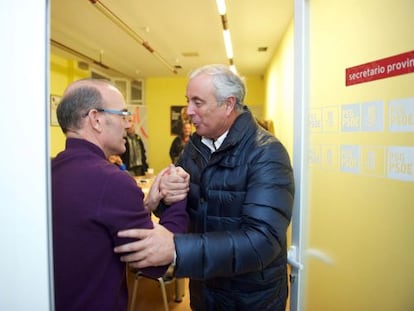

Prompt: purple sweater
[{"left": 52, "top": 138, "right": 188, "bottom": 311}]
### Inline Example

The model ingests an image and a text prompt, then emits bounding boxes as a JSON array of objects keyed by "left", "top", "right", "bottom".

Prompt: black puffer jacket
[{"left": 174, "top": 108, "right": 294, "bottom": 311}]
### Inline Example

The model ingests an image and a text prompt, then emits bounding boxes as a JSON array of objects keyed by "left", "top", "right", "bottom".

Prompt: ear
[
  {"left": 225, "top": 96, "right": 236, "bottom": 115},
  {"left": 85, "top": 109, "right": 103, "bottom": 133}
]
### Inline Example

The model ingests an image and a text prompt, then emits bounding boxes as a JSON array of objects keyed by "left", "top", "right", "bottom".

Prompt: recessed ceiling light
[
  {"left": 182, "top": 52, "right": 199, "bottom": 57},
  {"left": 258, "top": 47, "right": 268, "bottom": 52}
]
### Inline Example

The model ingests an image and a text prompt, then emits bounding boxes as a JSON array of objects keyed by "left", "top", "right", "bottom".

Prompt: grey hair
[
  {"left": 56, "top": 79, "right": 108, "bottom": 133},
  {"left": 189, "top": 64, "right": 246, "bottom": 112}
]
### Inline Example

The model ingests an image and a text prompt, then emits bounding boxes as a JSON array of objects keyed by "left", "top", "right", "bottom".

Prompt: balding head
[
  {"left": 56, "top": 78, "right": 130, "bottom": 159},
  {"left": 57, "top": 79, "right": 113, "bottom": 133},
  {"left": 62, "top": 79, "right": 111, "bottom": 96}
]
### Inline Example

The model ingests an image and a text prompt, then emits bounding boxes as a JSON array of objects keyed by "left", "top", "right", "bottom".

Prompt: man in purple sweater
[{"left": 52, "top": 79, "right": 189, "bottom": 311}]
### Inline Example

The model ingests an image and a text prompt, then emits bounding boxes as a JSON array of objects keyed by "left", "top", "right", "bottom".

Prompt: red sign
[{"left": 346, "top": 50, "right": 414, "bottom": 86}]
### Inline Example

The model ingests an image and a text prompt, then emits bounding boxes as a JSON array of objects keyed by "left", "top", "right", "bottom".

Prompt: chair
[{"left": 129, "top": 267, "right": 184, "bottom": 311}]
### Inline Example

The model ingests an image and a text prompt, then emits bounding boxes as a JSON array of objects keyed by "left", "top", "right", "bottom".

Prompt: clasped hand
[
  {"left": 144, "top": 164, "right": 189, "bottom": 211},
  {"left": 116, "top": 164, "right": 189, "bottom": 268}
]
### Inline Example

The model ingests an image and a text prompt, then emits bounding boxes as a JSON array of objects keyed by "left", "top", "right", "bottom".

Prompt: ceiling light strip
[
  {"left": 89, "top": 0, "right": 177, "bottom": 74},
  {"left": 216, "top": 0, "right": 227, "bottom": 15},
  {"left": 215, "top": 0, "right": 236, "bottom": 72},
  {"left": 222, "top": 30, "right": 233, "bottom": 59}
]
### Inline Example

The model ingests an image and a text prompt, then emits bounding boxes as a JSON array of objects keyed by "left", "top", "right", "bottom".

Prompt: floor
[
  {"left": 127, "top": 269, "right": 191, "bottom": 311},
  {"left": 126, "top": 268, "right": 290, "bottom": 311}
]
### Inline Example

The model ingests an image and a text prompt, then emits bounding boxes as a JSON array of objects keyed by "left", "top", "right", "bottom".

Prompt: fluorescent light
[
  {"left": 216, "top": 0, "right": 236, "bottom": 72},
  {"left": 222, "top": 29, "right": 233, "bottom": 59},
  {"left": 216, "top": 0, "right": 226, "bottom": 15}
]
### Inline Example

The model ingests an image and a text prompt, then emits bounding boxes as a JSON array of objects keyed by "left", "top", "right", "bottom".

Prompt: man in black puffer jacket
[{"left": 115, "top": 64, "right": 295, "bottom": 311}]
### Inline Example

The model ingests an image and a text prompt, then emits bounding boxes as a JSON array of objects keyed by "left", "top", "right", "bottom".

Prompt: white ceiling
[{"left": 51, "top": 0, "right": 293, "bottom": 79}]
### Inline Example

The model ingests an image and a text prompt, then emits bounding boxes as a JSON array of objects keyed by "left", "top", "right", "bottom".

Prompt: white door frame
[{"left": 289, "top": 0, "right": 309, "bottom": 310}]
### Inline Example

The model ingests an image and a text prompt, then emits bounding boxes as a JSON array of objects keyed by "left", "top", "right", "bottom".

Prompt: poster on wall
[
  {"left": 50, "top": 95, "right": 61, "bottom": 126},
  {"left": 127, "top": 104, "right": 148, "bottom": 145},
  {"left": 170, "top": 105, "right": 188, "bottom": 135}
]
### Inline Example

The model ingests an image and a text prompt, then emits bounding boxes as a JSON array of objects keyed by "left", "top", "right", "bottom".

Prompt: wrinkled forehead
[{"left": 186, "top": 74, "right": 214, "bottom": 97}]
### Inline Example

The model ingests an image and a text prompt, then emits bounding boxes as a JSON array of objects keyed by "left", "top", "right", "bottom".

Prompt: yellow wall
[
  {"left": 145, "top": 77, "right": 188, "bottom": 172},
  {"left": 263, "top": 20, "right": 295, "bottom": 311},
  {"left": 50, "top": 54, "right": 89, "bottom": 157},
  {"left": 306, "top": 0, "right": 414, "bottom": 310},
  {"left": 264, "top": 20, "right": 294, "bottom": 156}
]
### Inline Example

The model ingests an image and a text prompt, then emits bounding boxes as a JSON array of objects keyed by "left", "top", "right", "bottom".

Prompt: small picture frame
[{"left": 50, "top": 94, "right": 61, "bottom": 126}]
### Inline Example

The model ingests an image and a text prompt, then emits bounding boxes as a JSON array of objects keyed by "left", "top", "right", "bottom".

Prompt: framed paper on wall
[{"left": 50, "top": 94, "right": 61, "bottom": 126}]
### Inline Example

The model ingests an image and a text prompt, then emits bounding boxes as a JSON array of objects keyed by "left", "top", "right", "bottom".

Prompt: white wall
[{"left": 0, "top": 1, "right": 53, "bottom": 310}]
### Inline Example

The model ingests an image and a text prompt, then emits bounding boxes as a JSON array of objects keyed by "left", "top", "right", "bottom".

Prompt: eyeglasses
[
  {"left": 83, "top": 108, "right": 132, "bottom": 121},
  {"left": 96, "top": 108, "right": 132, "bottom": 117}
]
